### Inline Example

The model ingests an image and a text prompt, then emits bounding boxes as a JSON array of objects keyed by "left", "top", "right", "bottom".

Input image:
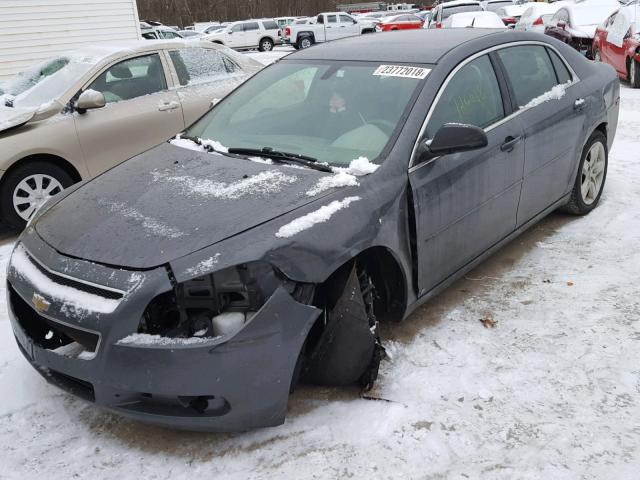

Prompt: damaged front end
[{"left": 141, "top": 260, "right": 385, "bottom": 393}]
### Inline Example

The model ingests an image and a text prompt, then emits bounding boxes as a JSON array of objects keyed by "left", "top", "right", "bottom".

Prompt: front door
[
  {"left": 495, "top": 45, "right": 588, "bottom": 225},
  {"left": 338, "top": 14, "right": 359, "bottom": 37},
  {"left": 226, "top": 23, "right": 246, "bottom": 48},
  {"left": 409, "top": 54, "right": 525, "bottom": 295},
  {"left": 74, "top": 53, "right": 184, "bottom": 176}
]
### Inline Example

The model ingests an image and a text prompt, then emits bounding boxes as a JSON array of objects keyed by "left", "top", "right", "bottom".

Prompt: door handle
[
  {"left": 574, "top": 98, "right": 586, "bottom": 111},
  {"left": 158, "top": 101, "right": 179, "bottom": 112},
  {"left": 500, "top": 135, "right": 522, "bottom": 152}
]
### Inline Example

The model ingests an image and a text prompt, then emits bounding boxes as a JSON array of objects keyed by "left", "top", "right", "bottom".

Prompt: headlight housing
[{"left": 137, "top": 262, "right": 286, "bottom": 340}]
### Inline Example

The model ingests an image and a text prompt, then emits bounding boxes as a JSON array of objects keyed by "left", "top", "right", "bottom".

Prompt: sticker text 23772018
[{"left": 373, "top": 65, "right": 431, "bottom": 80}]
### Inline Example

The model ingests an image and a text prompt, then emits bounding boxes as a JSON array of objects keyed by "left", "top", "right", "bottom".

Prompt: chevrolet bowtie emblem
[{"left": 31, "top": 293, "right": 51, "bottom": 314}]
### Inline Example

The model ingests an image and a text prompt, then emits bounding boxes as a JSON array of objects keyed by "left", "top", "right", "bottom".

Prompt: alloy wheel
[
  {"left": 12, "top": 174, "right": 63, "bottom": 221},
  {"left": 580, "top": 142, "right": 606, "bottom": 205},
  {"left": 262, "top": 40, "right": 273, "bottom": 51},
  {"left": 301, "top": 38, "right": 311, "bottom": 49}
]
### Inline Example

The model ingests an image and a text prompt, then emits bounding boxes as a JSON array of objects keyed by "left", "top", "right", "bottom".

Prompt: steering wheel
[{"left": 368, "top": 118, "right": 395, "bottom": 136}]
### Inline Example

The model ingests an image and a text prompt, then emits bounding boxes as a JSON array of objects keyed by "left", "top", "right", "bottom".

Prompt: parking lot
[{"left": 0, "top": 46, "right": 638, "bottom": 477}]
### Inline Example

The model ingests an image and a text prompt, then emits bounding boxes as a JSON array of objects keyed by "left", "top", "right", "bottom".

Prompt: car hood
[
  {"left": 0, "top": 106, "right": 36, "bottom": 133},
  {"left": 35, "top": 143, "right": 333, "bottom": 269}
]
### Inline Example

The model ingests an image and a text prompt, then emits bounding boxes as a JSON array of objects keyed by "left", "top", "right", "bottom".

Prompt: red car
[
  {"left": 593, "top": 7, "right": 640, "bottom": 88},
  {"left": 375, "top": 13, "right": 424, "bottom": 32}
]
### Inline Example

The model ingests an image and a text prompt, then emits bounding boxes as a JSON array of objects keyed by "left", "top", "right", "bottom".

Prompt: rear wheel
[
  {"left": 629, "top": 58, "right": 640, "bottom": 88},
  {"left": 562, "top": 131, "right": 608, "bottom": 215},
  {"left": 0, "top": 161, "right": 74, "bottom": 229},
  {"left": 258, "top": 37, "right": 274, "bottom": 52},
  {"left": 297, "top": 36, "right": 313, "bottom": 49}
]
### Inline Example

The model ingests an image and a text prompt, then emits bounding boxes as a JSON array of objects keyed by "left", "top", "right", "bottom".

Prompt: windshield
[
  {"left": 184, "top": 61, "right": 427, "bottom": 166},
  {"left": 572, "top": 7, "right": 618, "bottom": 26},
  {"left": 2, "top": 55, "right": 97, "bottom": 108}
]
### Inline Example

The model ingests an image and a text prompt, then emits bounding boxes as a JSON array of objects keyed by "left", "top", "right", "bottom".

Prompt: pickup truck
[{"left": 283, "top": 12, "right": 376, "bottom": 49}]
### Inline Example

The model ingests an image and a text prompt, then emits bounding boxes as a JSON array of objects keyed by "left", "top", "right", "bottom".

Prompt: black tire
[
  {"left": 0, "top": 161, "right": 75, "bottom": 229},
  {"left": 629, "top": 58, "right": 640, "bottom": 89},
  {"left": 297, "top": 36, "right": 313, "bottom": 49},
  {"left": 258, "top": 37, "right": 274, "bottom": 52},
  {"left": 562, "top": 131, "right": 608, "bottom": 215}
]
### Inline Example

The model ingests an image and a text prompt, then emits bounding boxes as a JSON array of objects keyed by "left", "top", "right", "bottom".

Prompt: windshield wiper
[{"left": 227, "top": 147, "right": 333, "bottom": 173}]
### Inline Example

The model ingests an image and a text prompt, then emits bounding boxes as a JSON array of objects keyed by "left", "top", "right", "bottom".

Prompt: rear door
[
  {"left": 167, "top": 47, "right": 248, "bottom": 125},
  {"left": 409, "top": 54, "right": 525, "bottom": 294},
  {"left": 242, "top": 22, "right": 261, "bottom": 48},
  {"left": 74, "top": 52, "right": 184, "bottom": 176},
  {"left": 495, "top": 44, "right": 588, "bottom": 226},
  {"left": 325, "top": 14, "right": 340, "bottom": 40}
]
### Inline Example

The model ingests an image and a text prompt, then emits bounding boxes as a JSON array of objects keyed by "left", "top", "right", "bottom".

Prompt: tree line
[{"left": 137, "top": 0, "right": 343, "bottom": 27}]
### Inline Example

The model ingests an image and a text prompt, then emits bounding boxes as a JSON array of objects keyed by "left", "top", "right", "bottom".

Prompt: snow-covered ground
[{"left": 1, "top": 83, "right": 639, "bottom": 479}]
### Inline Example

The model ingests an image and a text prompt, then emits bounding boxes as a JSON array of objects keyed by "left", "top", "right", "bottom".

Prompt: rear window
[
  {"left": 262, "top": 20, "right": 278, "bottom": 30},
  {"left": 443, "top": 5, "right": 483, "bottom": 20}
]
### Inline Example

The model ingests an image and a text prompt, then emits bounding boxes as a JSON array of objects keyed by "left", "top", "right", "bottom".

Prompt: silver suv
[{"left": 202, "top": 19, "right": 282, "bottom": 51}]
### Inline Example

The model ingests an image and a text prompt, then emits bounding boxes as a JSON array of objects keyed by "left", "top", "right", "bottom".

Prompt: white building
[{"left": 0, "top": 0, "right": 142, "bottom": 81}]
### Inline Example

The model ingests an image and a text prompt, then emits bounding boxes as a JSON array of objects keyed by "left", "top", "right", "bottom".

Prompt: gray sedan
[{"left": 7, "top": 29, "right": 619, "bottom": 431}]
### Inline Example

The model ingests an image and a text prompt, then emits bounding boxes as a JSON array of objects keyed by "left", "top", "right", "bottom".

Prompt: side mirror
[
  {"left": 557, "top": 20, "right": 567, "bottom": 30},
  {"left": 417, "top": 123, "right": 488, "bottom": 163},
  {"left": 76, "top": 89, "right": 106, "bottom": 113}
]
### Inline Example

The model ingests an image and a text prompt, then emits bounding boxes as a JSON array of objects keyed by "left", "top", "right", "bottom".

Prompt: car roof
[
  {"left": 287, "top": 28, "right": 506, "bottom": 64},
  {"left": 439, "top": 0, "right": 482, "bottom": 7}
]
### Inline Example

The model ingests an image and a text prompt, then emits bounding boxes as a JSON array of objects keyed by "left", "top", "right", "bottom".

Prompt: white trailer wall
[{"left": 0, "top": 0, "right": 141, "bottom": 81}]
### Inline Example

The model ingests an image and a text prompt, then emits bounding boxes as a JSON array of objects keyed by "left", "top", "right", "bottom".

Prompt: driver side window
[
  {"left": 86, "top": 54, "right": 167, "bottom": 104},
  {"left": 426, "top": 55, "right": 504, "bottom": 138}
]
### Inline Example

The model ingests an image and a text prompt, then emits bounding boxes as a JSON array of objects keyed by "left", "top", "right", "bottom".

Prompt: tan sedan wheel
[{"left": 1, "top": 161, "right": 74, "bottom": 229}]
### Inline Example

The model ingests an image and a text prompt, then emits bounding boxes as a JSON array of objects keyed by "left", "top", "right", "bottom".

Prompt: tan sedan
[{"left": 0, "top": 40, "right": 262, "bottom": 227}]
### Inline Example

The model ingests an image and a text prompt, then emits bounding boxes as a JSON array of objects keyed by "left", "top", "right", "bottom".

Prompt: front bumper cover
[{"left": 8, "top": 231, "right": 321, "bottom": 431}]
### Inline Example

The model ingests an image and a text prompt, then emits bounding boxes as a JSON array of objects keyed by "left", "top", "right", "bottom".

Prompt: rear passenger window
[
  {"left": 497, "top": 45, "right": 559, "bottom": 109},
  {"left": 427, "top": 55, "right": 504, "bottom": 137},
  {"left": 244, "top": 22, "right": 259, "bottom": 31},
  {"left": 262, "top": 20, "right": 278, "bottom": 30},
  {"left": 547, "top": 48, "right": 573, "bottom": 84},
  {"left": 327, "top": 15, "right": 337, "bottom": 23},
  {"left": 169, "top": 48, "right": 230, "bottom": 86}
]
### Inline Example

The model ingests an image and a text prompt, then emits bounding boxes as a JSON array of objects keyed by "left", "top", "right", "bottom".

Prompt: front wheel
[
  {"left": 0, "top": 161, "right": 75, "bottom": 229},
  {"left": 258, "top": 37, "right": 274, "bottom": 52},
  {"left": 629, "top": 58, "right": 640, "bottom": 88},
  {"left": 562, "top": 131, "right": 608, "bottom": 215}
]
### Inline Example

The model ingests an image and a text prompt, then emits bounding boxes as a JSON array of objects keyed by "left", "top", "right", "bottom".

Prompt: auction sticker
[{"left": 373, "top": 65, "right": 430, "bottom": 79}]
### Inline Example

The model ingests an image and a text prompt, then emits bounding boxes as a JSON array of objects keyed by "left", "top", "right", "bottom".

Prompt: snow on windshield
[
  {"left": 9, "top": 53, "right": 108, "bottom": 109},
  {"left": 306, "top": 157, "right": 380, "bottom": 196},
  {"left": 572, "top": 6, "right": 618, "bottom": 27}
]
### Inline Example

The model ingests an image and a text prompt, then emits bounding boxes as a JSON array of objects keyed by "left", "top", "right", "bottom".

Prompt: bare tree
[{"left": 138, "top": 0, "right": 361, "bottom": 27}]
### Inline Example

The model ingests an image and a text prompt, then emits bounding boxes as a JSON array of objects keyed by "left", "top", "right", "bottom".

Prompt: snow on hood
[
  {"left": 275, "top": 196, "right": 361, "bottom": 238},
  {"left": 0, "top": 106, "right": 36, "bottom": 133},
  {"left": 34, "top": 143, "right": 341, "bottom": 268}
]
